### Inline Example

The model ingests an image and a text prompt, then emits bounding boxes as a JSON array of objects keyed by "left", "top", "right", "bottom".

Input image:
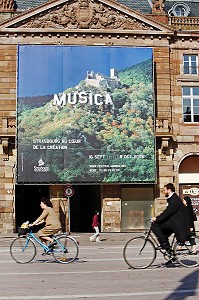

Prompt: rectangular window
[
  {"left": 183, "top": 55, "right": 198, "bottom": 75},
  {"left": 182, "top": 87, "right": 199, "bottom": 122},
  {"left": 121, "top": 187, "right": 154, "bottom": 230}
]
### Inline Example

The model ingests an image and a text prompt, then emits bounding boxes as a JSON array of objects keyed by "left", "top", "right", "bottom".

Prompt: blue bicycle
[{"left": 10, "top": 227, "right": 79, "bottom": 264}]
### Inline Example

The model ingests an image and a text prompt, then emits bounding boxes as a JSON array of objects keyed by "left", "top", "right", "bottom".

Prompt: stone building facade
[{"left": 0, "top": 0, "right": 199, "bottom": 233}]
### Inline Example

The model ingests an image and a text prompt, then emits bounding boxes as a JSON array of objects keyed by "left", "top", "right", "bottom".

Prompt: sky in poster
[{"left": 18, "top": 45, "right": 152, "bottom": 97}]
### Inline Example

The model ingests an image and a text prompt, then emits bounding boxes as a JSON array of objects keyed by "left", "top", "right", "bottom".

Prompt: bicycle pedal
[
  {"left": 156, "top": 246, "right": 163, "bottom": 251},
  {"left": 41, "top": 251, "right": 51, "bottom": 256}
]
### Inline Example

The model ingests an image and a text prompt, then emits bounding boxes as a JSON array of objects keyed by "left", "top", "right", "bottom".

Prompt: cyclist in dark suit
[{"left": 151, "top": 183, "right": 187, "bottom": 254}]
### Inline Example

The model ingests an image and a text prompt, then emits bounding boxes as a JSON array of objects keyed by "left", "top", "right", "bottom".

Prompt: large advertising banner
[{"left": 17, "top": 45, "right": 155, "bottom": 183}]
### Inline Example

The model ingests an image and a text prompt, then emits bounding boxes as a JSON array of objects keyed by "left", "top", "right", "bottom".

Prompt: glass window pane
[
  {"left": 121, "top": 188, "right": 154, "bottom": 230},
  {"left": 191, "top": 56, "right": 197, "bottom": 62},
  {"left": 184, "top": 67, "right": 189, "bottom": 74},
  {"left": 192, "top": 87, "right": 199, "bottom": 96},
  {"left": 191, "top": 68, "right": 197, "bottom": 75},
  {"left": 183, "top": 107, "right": 191, "bottom": 114},
  {"left": 184, "top": 115, "right": 191, "bottom": 122},
  {"left": 183, "top": 87, "right": 191, "bottom": 95},
  {"left": 194, "top": 115, "right": 199, "bottom": 122},
  {"left": 193, "top": 107, "right": 199, "bottom": 114},
  {"left": 193, "top": 99, "right": 199, "bottom": 105},
  {"left": 183, "top": 99, "right": 191, "bottom": 106},
  {"left": 183, "top": 55, "right": 189, "bottom": 62},
  {"left": 191, "top": 62, "right": 197, "bottom": 67},
  {"left": 175, "top": 6, "right": 185, "bottom": 16}
]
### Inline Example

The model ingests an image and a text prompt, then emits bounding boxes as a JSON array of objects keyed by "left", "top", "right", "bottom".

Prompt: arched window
[{"left": 168, "top": 3, "right": 190, "bottom": 17}]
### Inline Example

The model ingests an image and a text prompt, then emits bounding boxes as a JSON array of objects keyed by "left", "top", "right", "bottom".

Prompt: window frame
[
  {"left": 183, "top": 55, "right": 198, "bottom": 75},
  {"left": 168, "top": 3, "right": 190, "bottom": 17},
  {"left": 182, "top": 87, "right": 199, "bottom": 123}
]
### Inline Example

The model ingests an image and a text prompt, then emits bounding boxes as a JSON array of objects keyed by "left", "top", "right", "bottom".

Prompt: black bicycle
[{"left": 123, "top": 224, "right": 199, "bottom": 269}]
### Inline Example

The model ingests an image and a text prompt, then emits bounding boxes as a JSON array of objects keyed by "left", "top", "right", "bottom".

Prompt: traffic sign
[{"left": 64, "top": 186, "right": 74, "bottom": 197}]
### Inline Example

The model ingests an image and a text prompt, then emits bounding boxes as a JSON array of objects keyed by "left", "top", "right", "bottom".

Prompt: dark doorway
[
  {"left": 15, "top": 184, "right": 101, "bottom": 233},
  {"left": 15, "top": 185, "right": 49, "bottom": 232},
  {"left": 70, "top": 185, "right": 101, "bottom": 232}
]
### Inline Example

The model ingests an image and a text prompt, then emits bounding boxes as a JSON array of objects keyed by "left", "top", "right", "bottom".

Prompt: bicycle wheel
[
  {"left": 52, "top": 235, "right": 79, "bottom": 264},
  {"left": 174, "top": 236, "right": 199, "bottom": 268},
  {"left": 10, "top": 236, "right": 36, "bottom": 264},
  {"left": 123, "top": 236, "right": 156, "bottom": 269}
]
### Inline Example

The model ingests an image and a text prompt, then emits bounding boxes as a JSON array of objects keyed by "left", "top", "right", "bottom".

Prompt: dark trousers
[{"left": 151, "top": 220, "right": 180, "bottom": 249}]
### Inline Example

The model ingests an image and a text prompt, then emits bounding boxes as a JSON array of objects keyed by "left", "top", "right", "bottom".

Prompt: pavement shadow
[
  {"left": 163, "top": 269, "right": 199, "bottom": 299},
  {"left": 33, "top": 257, "right": 81, "bottom": 264}
]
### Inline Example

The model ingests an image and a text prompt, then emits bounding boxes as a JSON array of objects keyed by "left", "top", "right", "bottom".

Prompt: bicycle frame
[
  {"left": 143, "top": 226, "right": 176, "bottom": 253},
  {"left": 22, "top": 230, "right": 49, "bottom": 252},
  {"left": 23, "top": 230, "right": 68, "bottom": 253}
]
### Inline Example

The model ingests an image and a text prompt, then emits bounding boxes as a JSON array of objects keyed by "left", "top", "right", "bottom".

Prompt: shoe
[
  {"left": 41, "top": 250, "right": 51, "bottom": 256},
  {"left": 48, "top": 241, "right": 57, "bottom": 249},
  {"left": 190, "top": 247, "right": 197, "bottom": 255},
  {"left": 160, "top": 242, "right": 171, "bottom": 251},
  {"left": 190, "top": 246, "right": 197, "bottom": 255},
  {"left": 96, "top": 240, "right": 101, "bottom": 242},
  {"left": 165, "top": 258, "right": 176, "bottom": 267},
  {"left": 161, "top": 244, "right": 173, "bottom": 256},
  {"left": 89, "top": 237, "right": 93, "bottom": 242},
  {"left": 175, "top": 245, "right": 183, "bottom": 251}
]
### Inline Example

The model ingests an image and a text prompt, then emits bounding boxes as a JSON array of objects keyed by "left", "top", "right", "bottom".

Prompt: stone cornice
[{"left": 0, "top": 27, "right": 174, "bottom": 46}]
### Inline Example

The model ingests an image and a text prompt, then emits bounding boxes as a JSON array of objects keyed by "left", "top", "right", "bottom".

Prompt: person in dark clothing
[
  {"left": 151, "top": 183, "right": 187, "bottom": 254},
  {"left": 183, "top": 196, "right": 197, "bottom": 254}
]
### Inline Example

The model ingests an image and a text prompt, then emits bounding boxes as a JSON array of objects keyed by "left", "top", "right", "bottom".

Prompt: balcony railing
[{"left": 168, "top": 16, "right": 199, "bottom": 29}]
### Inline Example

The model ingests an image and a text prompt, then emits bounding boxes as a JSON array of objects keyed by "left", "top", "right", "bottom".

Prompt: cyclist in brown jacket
[{"left": 30, "top": 197, "right": 61, "bottom": 246}]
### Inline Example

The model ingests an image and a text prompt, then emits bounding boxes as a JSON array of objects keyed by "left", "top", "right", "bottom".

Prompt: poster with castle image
[{"left": 17, "top": 45, "right": 156, "bottom": 183}]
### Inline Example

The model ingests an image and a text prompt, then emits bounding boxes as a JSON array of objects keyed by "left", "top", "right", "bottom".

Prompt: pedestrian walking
[
  {"left": 90, "top": 211, "right": 101, "bottom": 242},
  {"left": 183, "top": 196, "right": 197, "bottom": 254}
]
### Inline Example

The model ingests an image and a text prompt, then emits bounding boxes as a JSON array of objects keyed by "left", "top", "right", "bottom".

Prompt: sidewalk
[{"left": 0, "top": 232, "right": 138, "bottom": 247}]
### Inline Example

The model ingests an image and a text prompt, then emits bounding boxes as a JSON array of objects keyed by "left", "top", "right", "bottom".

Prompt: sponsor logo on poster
[{"left": 34, "top": 158, "right": 49, "bottom": 172}]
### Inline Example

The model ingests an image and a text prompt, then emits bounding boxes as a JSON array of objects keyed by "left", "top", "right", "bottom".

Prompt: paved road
[{"left": 0, "top": 233, "right": 198, "bottom": 300}]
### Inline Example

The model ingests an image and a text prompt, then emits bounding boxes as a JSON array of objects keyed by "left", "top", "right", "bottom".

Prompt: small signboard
[{"left": 64, "top": 186, "right": 74, "bottom": 197}]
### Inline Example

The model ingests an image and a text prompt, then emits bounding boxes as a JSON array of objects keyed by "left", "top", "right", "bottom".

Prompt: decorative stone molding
[
  {"left": 19, "top": 0, "right": 152, "bottom": 30},
  {"left": 158, "top": 137, "right": 174, "bottom": 161},
  {"left": 1, "top": 138, "right": 9, "bottom": 160},
  {"left": 156, "top": 118, "right": 171, "bottom": 133},
  {"left": 0, "top": 0, "right": 14, "bottom": 12},
  {"left": 1, "top": 117, "right": 16, "bottom": 134},
  {"left": 152, "top": 0, "right": 165, "bottom": 14}
]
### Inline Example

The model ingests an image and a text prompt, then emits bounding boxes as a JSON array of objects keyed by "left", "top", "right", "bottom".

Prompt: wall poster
[{"left": 17, "top": 45, "right": 156, "bottom": 183}]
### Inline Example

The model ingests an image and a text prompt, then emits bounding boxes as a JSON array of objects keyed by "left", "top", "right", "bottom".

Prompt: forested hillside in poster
[{"left": 18, "top": 58, "right": 155, "bottom": 183}]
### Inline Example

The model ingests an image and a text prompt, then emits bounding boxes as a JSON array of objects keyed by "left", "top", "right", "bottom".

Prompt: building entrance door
[
  {"left": 179, "top": 154, "right": 199, "bottom": 231},
  {"left": 70, "top": 185, "right": 101, "bottom": 232}
]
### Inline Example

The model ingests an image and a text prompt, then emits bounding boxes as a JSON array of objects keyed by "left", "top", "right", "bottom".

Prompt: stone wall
[
  {"left": 50, "top": 185, "right": 69, "bottom": 233},
  {"left": 102, "top": 198, "right": 121, "bottom": 232},
  {"left": 0, "top": 44, "right": 16, "bottom": 233}
]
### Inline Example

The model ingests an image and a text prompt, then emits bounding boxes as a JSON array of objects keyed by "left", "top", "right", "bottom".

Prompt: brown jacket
[{"left": 37, "top": 207, "right": 61, "bottom": 230}]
